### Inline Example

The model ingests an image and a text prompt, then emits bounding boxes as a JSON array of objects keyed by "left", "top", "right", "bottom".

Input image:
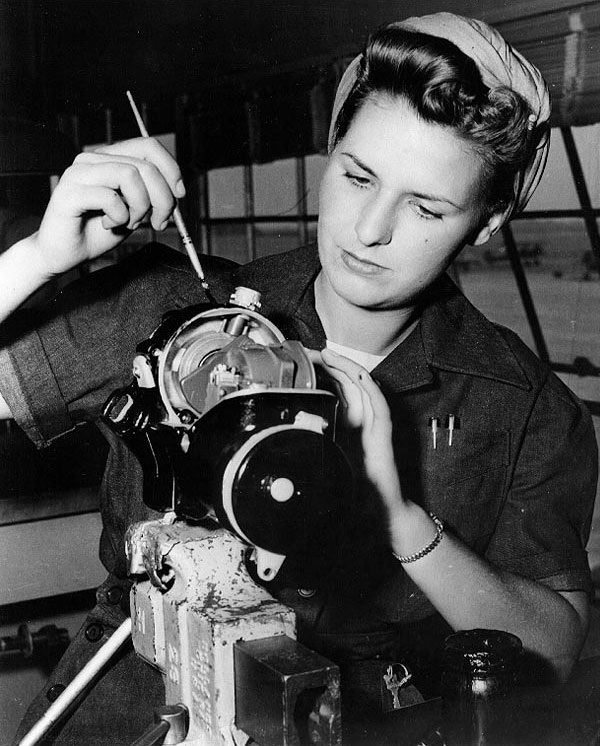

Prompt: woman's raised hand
[
  {"left": 316, "top": 347, "right": 404, "bottom": 512},
  {"left": 31, "top": 137, "right": 183, "bottom": 279}
]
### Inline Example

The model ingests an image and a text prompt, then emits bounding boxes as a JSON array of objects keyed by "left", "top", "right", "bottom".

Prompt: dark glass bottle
[{"left": 440, "top": 629, "right": 523, "bottom": 746}]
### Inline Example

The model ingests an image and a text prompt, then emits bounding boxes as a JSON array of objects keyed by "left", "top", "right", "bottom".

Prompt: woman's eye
[
  {"left": 411, "top": 202, "right": 442, "bottom": 220},
  {"left": 344, "top": 172, "right": 371, "bottom": 189}
]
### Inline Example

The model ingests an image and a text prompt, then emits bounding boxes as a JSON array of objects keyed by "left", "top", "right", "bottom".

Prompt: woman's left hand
[{"left": 314, "top": 347, "right": 404, "bottom": 512}]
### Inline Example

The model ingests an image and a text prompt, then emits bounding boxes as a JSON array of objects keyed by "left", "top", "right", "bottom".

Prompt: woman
[{"left": 2, "top": 12, "right": 596, "bottom": 743}]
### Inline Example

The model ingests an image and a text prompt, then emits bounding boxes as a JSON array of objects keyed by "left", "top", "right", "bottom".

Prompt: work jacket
[{"left": 2, "top": 243, "right": 596, "bottom": 740}]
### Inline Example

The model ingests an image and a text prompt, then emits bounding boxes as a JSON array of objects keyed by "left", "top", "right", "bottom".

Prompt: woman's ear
[{"left": 470, "top": 210, "right": 504, "bottom": 246}]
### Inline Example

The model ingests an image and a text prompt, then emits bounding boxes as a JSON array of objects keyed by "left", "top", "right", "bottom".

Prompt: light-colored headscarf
[{"left": 329, "top": 12, "right": 551, "bottom": 222}]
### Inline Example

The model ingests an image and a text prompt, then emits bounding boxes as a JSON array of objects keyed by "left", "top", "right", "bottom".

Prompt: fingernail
[
  {"left": 175, "top": 180, "right": 186, "bottom": 198},
  {"left": 130, "top": 221, "right": 141, "bottom": 231},
  {"left": 102, "top": 216, "right": 118, "bottom": 230},
  {"left": 159, "top": 220, "right": 169, "bottom": 231}
]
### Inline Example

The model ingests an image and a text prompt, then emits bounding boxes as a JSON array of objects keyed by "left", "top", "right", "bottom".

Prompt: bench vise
[
  {"left": 105, "top": 287, "right": 353, "bottom": 745},
  {"left": 127, "top": 518, "right": 341, "bottom": 746}
]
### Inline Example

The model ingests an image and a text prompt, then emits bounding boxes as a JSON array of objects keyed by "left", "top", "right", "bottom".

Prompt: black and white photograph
[{"left": 0, "top": 1, "right": 599, "bottom": 744}]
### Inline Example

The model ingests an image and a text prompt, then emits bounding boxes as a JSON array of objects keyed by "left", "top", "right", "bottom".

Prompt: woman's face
[{"left": 317, "top": 95, "right": 501, "bottom": 311}]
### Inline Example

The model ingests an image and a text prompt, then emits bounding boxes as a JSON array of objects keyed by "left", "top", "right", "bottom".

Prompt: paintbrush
[{"left": 126, "top": 90, "right": 212, "bottom": 295}]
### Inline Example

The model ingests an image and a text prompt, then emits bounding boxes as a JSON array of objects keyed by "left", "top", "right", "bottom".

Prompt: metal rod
[
  {"left": 198, "top": 169, "right": 213, "bottom": 255},
  {"left": 131, "top": 705, "right": 189, "bottom": 746},
  {"left": 244, "top": 92, "right": 259, "bottom": 261},
  {"left": 130, "top": 721, "right": 169, "bottom": 746},
  {"left": 187, "top": 209, "right": 600, "bottom": 225},
  {"left": 560, "top": 126, "right": 600, "bottom": 270},
  {"left": 18, "top": 619, "right": 132, "bottom": 746},
  {"left": 513, "top": 208, "right": 600, "bottom": 219},
  {"left": 295, "top": 155, "right": 309, "bottom": 246},
  {"left": 197, "top": 214, "right": 319, "bottom": 226},
  {"left": 582, "top": 400, "right": 600, "bottom": 416},
  {"left": 104, "top": 107, "right": 113, "bottom": 145},
  {"left": 243, "top": 162, "right": 257, "bottom": 261},
  {"left": 71, "top": 113, "right": 81, "bottom": 153},
  {"left": 501, "top": 224, "right": 550, "bottom": 363}
]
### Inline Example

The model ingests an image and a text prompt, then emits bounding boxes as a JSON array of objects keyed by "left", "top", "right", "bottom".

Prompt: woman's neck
[{"left": 314, "top": 271, "right": 419, "bottom": 356}]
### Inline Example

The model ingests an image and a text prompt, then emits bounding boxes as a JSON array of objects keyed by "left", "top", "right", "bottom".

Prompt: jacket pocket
[{"left": 422, "top": 428, "right": 510, "bottom": 548}]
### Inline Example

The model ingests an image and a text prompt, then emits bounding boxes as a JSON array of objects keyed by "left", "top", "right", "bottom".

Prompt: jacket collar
[
  {"left": 238, "top": 244, "right": 531, "bottom": 393},
  {"left": 416, "top": 275, "right": 531, "bottom": 391}
]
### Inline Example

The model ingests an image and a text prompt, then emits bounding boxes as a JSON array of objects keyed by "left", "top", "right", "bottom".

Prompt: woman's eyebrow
[
  {"left": 340, "top": 152, "right": 378, "bottom": 178},
  {"left": 341, "top": 152, "right": 465, "bottom": 210},
  {"left": 410, "top": 190, "right": 465, "bottom": 210}
]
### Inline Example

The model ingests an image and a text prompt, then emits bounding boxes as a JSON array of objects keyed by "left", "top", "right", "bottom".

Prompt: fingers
[
  {"left": 69, "top": 138, "right": 180, "bottom": 231},
  {"left": 320, "top": 348, "right": 365, "bottom": 428},
  {"left": 50, "top": 175, "right": 131, "bottom": 229},
  {"left": 358, "top": 366, "right": 392, "bottom": 431},
  {"left": 95, "top": 137, "right": 185, "bottom": 197},
  {"left": 321, "top": 348, "right": 402, "bottom": 506},
  {"left": 72, "top": 154, "right": 174, "bottom": 231},
  {"left": 321, "top": 347, "right": 381, "bottom": 402},
  {"left": 323, "top": 349, "right": 400, "bottom": 504},
  {"left": 320, "top": 348, "right": 360, "bottom": 392},
  {"left": 304, "top": 348, "right": 323, "bottom": 366},
  {"left": 71, "top": 159, "right": 153, "bottom": 229},
  {"left": 31, "top": 138, "right": 186, "bottom": 276},
  {"left": 321, "top": 347, "right": 393, "bottom": 432}
]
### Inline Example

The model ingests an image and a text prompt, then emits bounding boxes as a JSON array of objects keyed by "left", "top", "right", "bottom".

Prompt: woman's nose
[{"left": 355, "top": 196, "right": 394, "bottom": 247}]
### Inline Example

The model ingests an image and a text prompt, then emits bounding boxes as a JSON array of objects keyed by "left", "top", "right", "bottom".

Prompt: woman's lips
[{"left": 341, "top": 249, "right": 386, "bottom": 275}]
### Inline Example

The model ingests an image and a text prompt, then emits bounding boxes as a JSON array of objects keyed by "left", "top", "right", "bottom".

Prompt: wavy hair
[{"left": 332, "top": 26, "right": 533, "bottom": 216}]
